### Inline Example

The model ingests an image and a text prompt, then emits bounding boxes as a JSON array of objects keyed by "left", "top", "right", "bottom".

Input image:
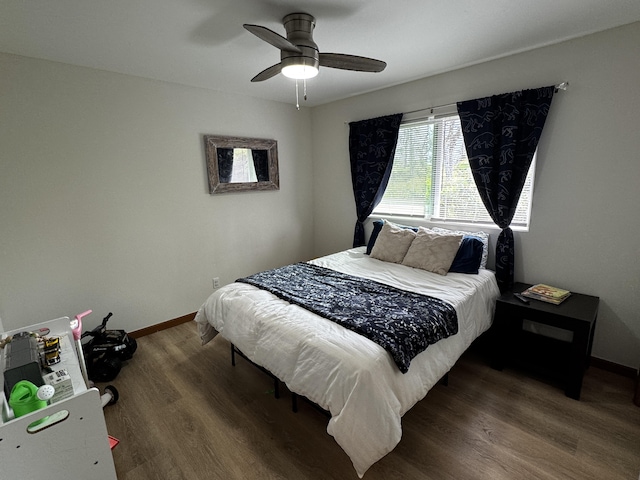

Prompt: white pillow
[
  {"left": 370, "top": 221, "right": 417, "bottom": 264},
  {"left": 402, "top": 228, "right": 463, "bottom": 275},
  {"left": 430, "top": 227, "right": 490, "bottom": 268}
]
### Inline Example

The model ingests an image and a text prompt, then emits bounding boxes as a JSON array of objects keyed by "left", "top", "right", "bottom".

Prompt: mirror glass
[
  {"left": 217, "top": 148, "right": 270, "bottom": 183},
  {"left": 204, "top": 135, "right": 279, "bottom": 194}
]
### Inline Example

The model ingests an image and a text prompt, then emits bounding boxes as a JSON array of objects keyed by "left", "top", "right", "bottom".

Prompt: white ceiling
[{"left": 2, "top": 0, "right": 640, "bottom": 107}]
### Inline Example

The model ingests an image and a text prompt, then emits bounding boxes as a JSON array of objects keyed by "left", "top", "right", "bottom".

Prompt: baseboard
[
  {"left": 129, "top": 312, "right": 196, "bottom": 338},
  {"left": 591, "top": 357, "right": 637, "bottom": 378}
]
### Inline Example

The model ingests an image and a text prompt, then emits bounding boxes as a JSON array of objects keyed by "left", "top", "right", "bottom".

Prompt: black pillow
[
  {"left": 366, "top": 220, "right": 385, "bottom": 254},
  {"left": 448, "top": 236, "right": 484, "bottom": 274}
]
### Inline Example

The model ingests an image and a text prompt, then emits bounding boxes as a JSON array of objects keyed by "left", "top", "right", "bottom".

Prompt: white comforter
[{"left": 194, "top": 247, "right": 499, "bottom": 477}]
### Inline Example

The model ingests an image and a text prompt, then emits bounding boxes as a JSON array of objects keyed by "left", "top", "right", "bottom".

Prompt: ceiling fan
[{"left": 244, "top": 13, "right": 387, "bottom": 83}]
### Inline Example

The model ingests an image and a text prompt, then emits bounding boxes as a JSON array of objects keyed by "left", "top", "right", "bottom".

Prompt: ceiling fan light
[{"left": 281, "top": 64, "right": 319, "bottom": 79}]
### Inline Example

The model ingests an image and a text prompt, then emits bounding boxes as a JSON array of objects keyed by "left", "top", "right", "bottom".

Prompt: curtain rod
[
  {"left": 402, "top": 82, "right": 569, "bottom": 117},
  {"left": 346, "top": 82, "right": 569, "bottom": 124}
]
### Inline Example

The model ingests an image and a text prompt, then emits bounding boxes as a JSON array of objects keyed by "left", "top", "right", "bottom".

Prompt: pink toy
[{"left": 70, "top": 309, "right": 93, "bottom": 383}]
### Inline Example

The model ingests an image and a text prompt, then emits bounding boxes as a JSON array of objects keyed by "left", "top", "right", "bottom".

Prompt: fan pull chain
[
  {"left": 295, "top": 80, "right": 300, "bottom": 110},
  {"left": 294, "top": 79, "right": 309, "bottom": 110}
]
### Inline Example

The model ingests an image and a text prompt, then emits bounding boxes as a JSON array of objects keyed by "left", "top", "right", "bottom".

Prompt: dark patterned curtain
[
  {"left": 457, "top": 86, "right": 555, "bottom": 291},
  {"left": 251, "top": 149, "right": 270, "bottom": 182},
  {"left": 217, "top": 148, "right": 234, "bottom": 183},
  {"left": 349, "top": 113, "right": 403, "bottom": 247}
]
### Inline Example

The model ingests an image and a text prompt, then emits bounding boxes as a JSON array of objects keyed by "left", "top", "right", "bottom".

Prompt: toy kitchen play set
[{"left": 0, "top": 314, "right": 117, "bottom": 479}]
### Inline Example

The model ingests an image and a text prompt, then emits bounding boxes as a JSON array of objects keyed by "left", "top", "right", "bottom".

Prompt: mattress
[{"left": 194, "top": 247, "right": 500, "bottom": 477}]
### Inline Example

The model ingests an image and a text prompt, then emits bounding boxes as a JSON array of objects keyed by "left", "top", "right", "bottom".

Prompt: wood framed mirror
[{"left": 204, "top": 135, "right": 279, "bottom": 194}]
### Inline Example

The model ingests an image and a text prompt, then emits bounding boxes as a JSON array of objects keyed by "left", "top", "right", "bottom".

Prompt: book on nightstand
[{"left": 521, "top": 283, "right": 571, "bottom": 305}]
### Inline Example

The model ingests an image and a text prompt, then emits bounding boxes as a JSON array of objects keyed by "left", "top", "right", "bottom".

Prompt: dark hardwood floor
[{"left": 101, "top": 321, "right": 640, "bottom": 479}]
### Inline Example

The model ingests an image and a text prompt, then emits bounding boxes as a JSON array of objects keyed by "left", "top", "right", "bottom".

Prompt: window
[{"left": 373, "top": 113, "right": 535, "bottom": 228}]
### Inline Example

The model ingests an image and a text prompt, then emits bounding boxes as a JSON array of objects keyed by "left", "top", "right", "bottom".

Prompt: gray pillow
[
  {"left": 402, "top": 228, "right": 463, "bottom": 275},
  {"left": 370, "top": 221, "right": 417, "bottom": 264}
]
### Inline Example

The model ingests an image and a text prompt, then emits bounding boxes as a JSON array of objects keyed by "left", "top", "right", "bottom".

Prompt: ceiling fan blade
[
  {"left": 251, "top": 63, "right": 283, "bottom": 82},
  {"left": 319, "top": 53, "right": 387, "bottom": 72},
  {"left": 243, "top": 24, "right": 302, "bottom": 53}
]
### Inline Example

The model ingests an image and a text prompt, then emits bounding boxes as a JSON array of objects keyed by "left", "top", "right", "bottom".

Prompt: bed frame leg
[
  {"left": 230, "top": 343, "right": 280, "bottom": 399},
  {"left": 440, "top": 372, "right": 449, "bottom": 386},
  {"left": 292, "top": 393, "right": 298, "bottom": 412}
]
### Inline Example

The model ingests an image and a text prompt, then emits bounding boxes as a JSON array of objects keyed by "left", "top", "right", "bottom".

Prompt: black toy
[{"left": 82, "top": 312, "right": 137, "bottom": 382}]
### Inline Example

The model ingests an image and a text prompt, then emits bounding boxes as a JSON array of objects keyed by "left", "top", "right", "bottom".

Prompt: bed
[{"left": 194, "top": 222, "right": 500, "bottom": 477}]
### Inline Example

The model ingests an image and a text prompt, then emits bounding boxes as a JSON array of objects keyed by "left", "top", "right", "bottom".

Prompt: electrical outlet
[{"left": 213, "top": 277, "right": 220, "bottom": 289}]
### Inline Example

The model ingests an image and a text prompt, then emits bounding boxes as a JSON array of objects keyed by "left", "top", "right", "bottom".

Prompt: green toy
[{"left": 9, "top": 380, "right": 48, "bottom": 419}]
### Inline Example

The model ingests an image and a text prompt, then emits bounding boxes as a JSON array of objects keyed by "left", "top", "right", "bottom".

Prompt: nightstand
[{"left": 491, "top": 282, "right": 599, "bottom": 400}]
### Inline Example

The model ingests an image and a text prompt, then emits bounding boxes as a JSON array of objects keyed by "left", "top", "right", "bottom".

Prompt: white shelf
[{"left": 0, "top": 317, "right": 117, "bottom": 479}]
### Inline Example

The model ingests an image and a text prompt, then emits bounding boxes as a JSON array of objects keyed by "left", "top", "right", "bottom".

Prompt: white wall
[
  {"left": 0, "top": 53, "right": 314, "bottom": 333},
  {"left": 311, "top": 22, "right": 640, "bottom": 368}
]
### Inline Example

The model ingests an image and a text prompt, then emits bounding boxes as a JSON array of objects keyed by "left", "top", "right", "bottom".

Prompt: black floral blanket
[{"left": 236, "top": 262, "right": 458, "bottom": 373}]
